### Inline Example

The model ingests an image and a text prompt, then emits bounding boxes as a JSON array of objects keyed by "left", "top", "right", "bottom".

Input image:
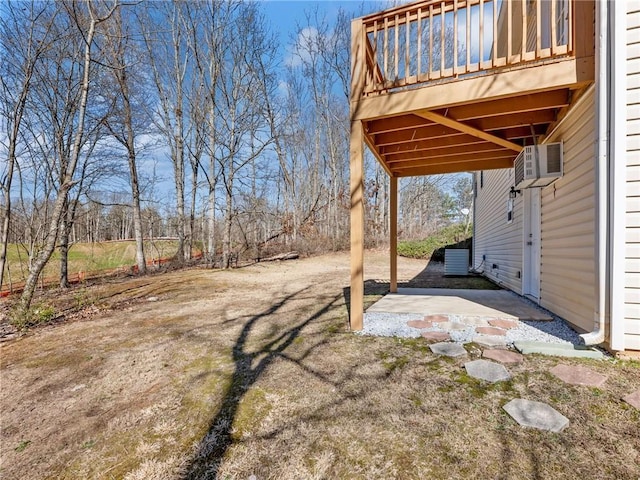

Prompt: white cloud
[{"left": 284, "top": 26, "right": 320, "bottom": 68}]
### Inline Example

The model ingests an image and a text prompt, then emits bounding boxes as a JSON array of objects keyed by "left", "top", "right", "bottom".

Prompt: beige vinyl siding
[
  {"left": 541, "top": 88, "right": 596, "bottom": 333},
  {"left": 473, "top": 169, "right": 523, "bottom": 293},
  {"left": 625, "top": 3, "right": 640, "bottom": 350}
]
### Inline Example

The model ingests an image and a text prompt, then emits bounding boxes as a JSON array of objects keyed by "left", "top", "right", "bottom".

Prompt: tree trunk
[
  {"left": 188, "top": 163, "right": 197, "bottom": 260},
  {"left": 20, "top": 181, "right": 72, "bottom": 311},
  {"left": 59, "top": 198, "right": 71, "bottom": 288},
  {"left": 207, "top": 156, "right": 216, "bottom": 265},
  {"left": 129, "top": 149, "right": 146, "bottom": 274},
  {"left": 223, "top": 170, "right": 233, "bottom": 269},
  {"left": 0, "top": 154, "right": 14, "bottom": 292}
]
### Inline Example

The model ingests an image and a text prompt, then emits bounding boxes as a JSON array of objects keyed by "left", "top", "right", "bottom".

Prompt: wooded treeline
[{"left": 1, "top": 0, "right": 471, "bottom": 313}]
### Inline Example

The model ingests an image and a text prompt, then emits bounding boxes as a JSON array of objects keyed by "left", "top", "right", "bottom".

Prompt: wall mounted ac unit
[{"left": 514, "top": 142, "right": 563, "bottom": 189}]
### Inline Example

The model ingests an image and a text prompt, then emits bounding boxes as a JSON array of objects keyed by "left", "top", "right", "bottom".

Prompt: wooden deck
[{"left": 349, "top": 0, "right": 596, "bottom": 330}]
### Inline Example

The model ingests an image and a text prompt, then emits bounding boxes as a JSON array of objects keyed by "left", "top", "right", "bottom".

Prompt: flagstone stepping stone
[
  {"left": 514, "top": 341, "right": 605, "bottom": 359},
  {"left": 473, "top": 335, "right": 507, "bottom": 348},
  {"left": 550, "top": 364, "right": 607, "bottom": 388},
  {"left": 437, "top": 321, "right": 468, "bottom": 331},
  {"left": 622, "top": 390, "right": 640, "bottom": 410},
  {"left": 407, "top": 319, "right": 433, "bottom": 329},
  {"left": 421, "top": 331, "right": 451, "bottom": 342},
  {"left": 503, "top": 399, "right": 569, "bottom": 432},
  {"left": 459, "top": 316, "right": 490, "bottom": 327},
  {"left": 488, "top": 319, "right": 519, "bottom": 329},
  {"left": 483, "top": 349, "right": 524, "bottom": 364},
  {"left": 465, "top": 359, "right": 511, "bottom": 383},
  {"left": 429, "top": 342, "right": 467, "bottom": 357},
  {"left": 424, "top": 314, "right": 449, "bottom": 323},
  {"left": 476, "top": 326, "right": 507, "bottom": 336}
]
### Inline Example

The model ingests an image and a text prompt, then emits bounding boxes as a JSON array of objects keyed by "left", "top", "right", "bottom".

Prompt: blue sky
[{"left": 261, "top": 0, "right": 382, "bottom": 45}]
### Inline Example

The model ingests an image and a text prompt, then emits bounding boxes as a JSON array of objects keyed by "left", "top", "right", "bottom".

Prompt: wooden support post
[
  {"left": 390, "top": 175, "right": 398, "bottom": 293},
  {"left": 350, "top": 120, "right": 365, "bottom": 331}
]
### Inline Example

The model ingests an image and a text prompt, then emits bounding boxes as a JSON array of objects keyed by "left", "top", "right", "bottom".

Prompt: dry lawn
[{"left": 1, "top": 251, "right": 639, "bottom": 479}]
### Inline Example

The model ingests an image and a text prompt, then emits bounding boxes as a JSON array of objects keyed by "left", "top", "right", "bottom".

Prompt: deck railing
[{"left": 354, "top": 0, "right": 574, "bottom": 96}]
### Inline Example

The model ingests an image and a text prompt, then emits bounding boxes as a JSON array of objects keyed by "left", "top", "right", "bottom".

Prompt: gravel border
[{"left": 358, "top": 290, "right": 584, "bottom": 346}]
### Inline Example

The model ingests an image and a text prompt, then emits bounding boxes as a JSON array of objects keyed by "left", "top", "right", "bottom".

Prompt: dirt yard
[{"left": 1, "top": 251, "right": 639, "bottom": 479}]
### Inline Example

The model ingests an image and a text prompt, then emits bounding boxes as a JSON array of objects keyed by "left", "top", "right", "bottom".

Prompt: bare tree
[
  {"left": 17, "top": 0, "right": 119, "bottom": 314},
  {"left": 215, "top": 3, "right": 273, "bottom": 268},
  {"left": 102, "top": 5, "right": 150, "bottom": 274},
  {"left": 139, "top": 1, "right": 193, "bottom": 263},
  {"left": 185, "top": 0, "right": 237, "bottom": 265},
  {"left": 0, "top": 1, "right": 59, "bottom": 291}
]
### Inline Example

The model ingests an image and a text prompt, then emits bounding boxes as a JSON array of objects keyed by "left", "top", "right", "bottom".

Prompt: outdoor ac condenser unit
[{"left": 514, "top": 142, "right": 563, "bottom": 189}]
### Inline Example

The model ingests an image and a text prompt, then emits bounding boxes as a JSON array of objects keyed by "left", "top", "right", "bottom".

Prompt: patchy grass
[
  {"left": 1, "top": 240, "right": 193, "bottom": 288},
  {"left": 398, "top": 224, "right": 471, "bottom": 260},
  {"left": 9, "top": 301, "right": 58, "bottom": 330},
  {"left": 1, "top": 251, "right": 639, "bottom": 480}
]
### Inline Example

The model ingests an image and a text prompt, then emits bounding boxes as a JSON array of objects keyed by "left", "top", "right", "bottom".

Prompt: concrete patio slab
[
  {"left": 623, "top": 390, "right": 640, "bottom": 410},
  {"left": 503, "top": 399, "right": 569, "bottom": 432},
  {"left": 483, "top": 349, "right": 524, "bottom": 364},
  {"left": 550, "top": 364, "right": 608, "bottom": 388},
  {"left": 514, "top": 341, "right": 605, "bottom": 359},
  {"left": 465, "top": 359, "right": 511, "bottom": 382},
  {"left": 366, "top": 288, "right": 553, "bottom": 321},
  {"left": 430, "top": 342, "right": 467, "bottom": 357}
]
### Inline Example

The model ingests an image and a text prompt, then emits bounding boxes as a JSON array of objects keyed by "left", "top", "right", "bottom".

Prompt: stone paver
[
  {"left": 476, "top": 326, "right": 507, "bottom": 336},
  {"left": 483, "top": 349, "right": 524, "bottom": 364},
  {"left": 407, "top": 319, "right": 433, "bottom": 329},
  {"left": 473, "top": 335, "right": 507, "bottom": 348},
  {"left": 424, "top": 314, "right": 449, "bottom": 323},
  {"left": 458, "top": 316, "right": 490, "bottom": 327},
  {"left": 622, "top": 390, "right": 640, "bottom": 410},
  {"left": 514, "top": 341, "right": 605, "bottom": 359},
  {"left": 437, "top": 321, "right": 468, "bottom": 331},
  {"left": 550, "top": 364, "right": 608, "bottom": 388},
  {"left": 488, "top": 318, "right": 519, "bottom": 329},
  {"left": 503, "top": 399, "right": 569, "bottom": 432},
  {"left": 429, "top": 342, "right": 467, "bottom": 357},
  {"left": 421, "top": 331, "right": 451, "bottom": 342},
  {"left": 465, "top": 359, "right": 511, "bottom": 383}
]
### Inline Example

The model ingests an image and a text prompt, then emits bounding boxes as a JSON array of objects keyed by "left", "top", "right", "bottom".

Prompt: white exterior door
[{"left": 523, "top": 188, "right": 541, "bottom": 300}]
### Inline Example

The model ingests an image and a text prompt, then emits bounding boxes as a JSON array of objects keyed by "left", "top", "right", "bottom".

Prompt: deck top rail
[{"left": 353, "top": 0, "right": 575, "bottom": 98}]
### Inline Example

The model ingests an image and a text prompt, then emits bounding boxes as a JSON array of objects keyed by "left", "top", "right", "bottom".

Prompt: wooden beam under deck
[
  {"left": 379, "top": 134, "right": 485, "bottom": 154},
  {"left": 473, "top": 110, "right": 557, "bottom": 132},
  {"left": 442, "top": 89, "right": 570, "bottom": 121},
  {"left": 502, "top": 125, "right": 548, "bottom": 140},
  {"left": 415, "top": 110, "right": 522, "bottom": 152},
  {"left": 373, "top": 123, "right": 460, "bottom": 147},
  {"left": 389, "top": 150, "right": 516, "bottom": 171},
  {"left": 367, "top": 115, "right": 431, "bottom": 135},
  {"left": 392, "top": 157, "right": 515, "bottom": 177},
  {"left": 384, "top": 142, "right": 509, "bottom": 163},
  {"left": 363, "top": 131, "right": 393, "bottom": 176}
]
